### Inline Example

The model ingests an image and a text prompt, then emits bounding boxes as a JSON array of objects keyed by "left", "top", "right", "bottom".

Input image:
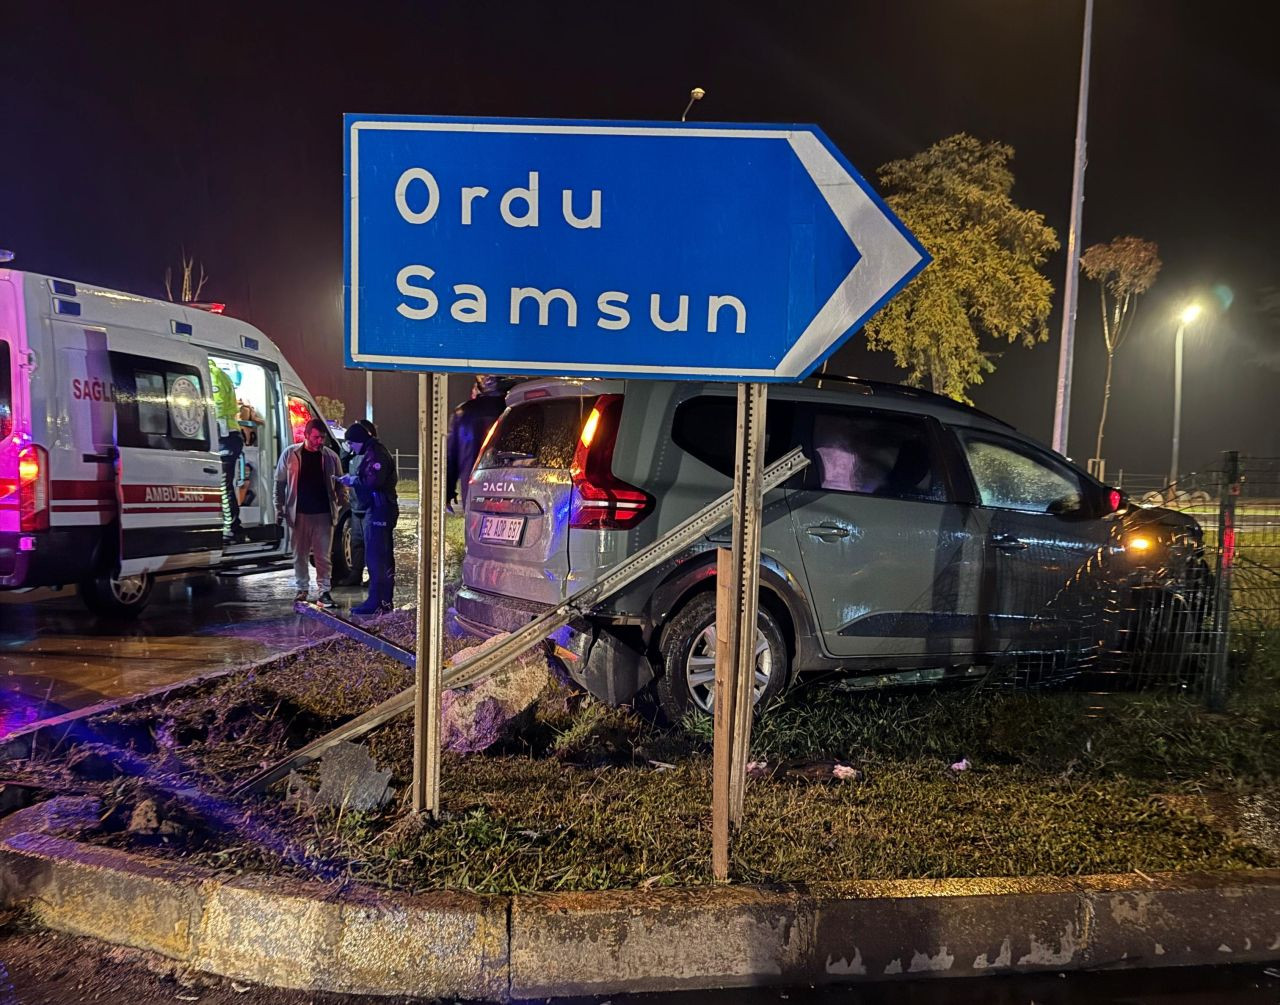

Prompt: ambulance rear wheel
[{"left": 81, "top": 572, "right": 154, "bottom": 619}]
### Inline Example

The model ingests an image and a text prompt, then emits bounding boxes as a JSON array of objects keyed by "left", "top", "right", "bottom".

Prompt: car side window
[
  {"left": 961, "top": 434, "right": 1085, "bottom": 515},
  {"left": 672, "top": 395, "right": 794, "bottom": 478},
  {"left": 808, "top": 408, "right": 946, "bottom": 502}
]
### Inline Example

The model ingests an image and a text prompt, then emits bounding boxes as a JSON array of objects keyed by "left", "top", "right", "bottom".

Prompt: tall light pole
[
  {"left": 1169, "top": 302, "right": 1202, "bottom": 489},
  {"left": 1051, "top": 0, "right": 1095, "bottom": 457}
]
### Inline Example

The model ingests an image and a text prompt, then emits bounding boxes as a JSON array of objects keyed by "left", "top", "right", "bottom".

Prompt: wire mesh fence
[{"left": 1001, "top": 452, "right": 1279, "bottom": 704}]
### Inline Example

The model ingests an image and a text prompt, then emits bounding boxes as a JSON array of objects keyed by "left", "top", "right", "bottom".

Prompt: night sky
[{"left": 3, "top": 1, "right": 1278, "bottom": 477}]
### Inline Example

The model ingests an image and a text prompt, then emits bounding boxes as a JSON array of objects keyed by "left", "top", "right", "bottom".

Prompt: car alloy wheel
[
  {"left": 656, "top": 592, "right": 788, "bottom": 722},
  {"left": 683, "top": 621, "right": 774, "bottom": 714}
]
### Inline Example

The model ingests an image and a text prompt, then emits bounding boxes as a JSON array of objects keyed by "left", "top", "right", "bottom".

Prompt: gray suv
[{"left": 455, "top": 377, "right": 1206, "bottom": 719}]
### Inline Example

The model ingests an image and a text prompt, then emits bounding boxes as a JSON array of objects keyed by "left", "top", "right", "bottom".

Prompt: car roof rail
[{"left": 799, "top": 373, "right": 1016, "bottom": 429}]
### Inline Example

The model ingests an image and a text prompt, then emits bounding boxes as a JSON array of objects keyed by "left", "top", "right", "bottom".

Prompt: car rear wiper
[{"left": 492, "top": 450, "right": 536, "bottom": 462}]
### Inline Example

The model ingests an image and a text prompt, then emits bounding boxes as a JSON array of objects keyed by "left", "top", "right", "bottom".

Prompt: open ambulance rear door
[{"left": 106, "top": 328, "right": 223, "bottom": 578}]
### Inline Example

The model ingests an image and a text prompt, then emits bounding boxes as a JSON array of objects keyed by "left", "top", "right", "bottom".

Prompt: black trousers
[
  {"left": 346, "top": 509, "right": 368, "bottom": 584},
  {"left": 362, "top": 508, "right": 396, "bottom": 607}
]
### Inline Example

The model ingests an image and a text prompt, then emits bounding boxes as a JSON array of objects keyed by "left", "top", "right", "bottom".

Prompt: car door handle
[
  {"left": 991, "top": 533, "right": 1028, "bottom": 552},
  {"left": 82, "top": 449, "right": 116, "bottom": 463},
  {"left": 806, "top": 523, "right": 850, "bottom": 540},
  {"left": 202, "top": 466, "right": 219, "bottom": 475}
]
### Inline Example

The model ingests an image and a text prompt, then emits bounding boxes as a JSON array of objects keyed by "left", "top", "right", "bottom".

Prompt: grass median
[{"left": 16, "top": 613, "right": 1280, "bottom": 894}]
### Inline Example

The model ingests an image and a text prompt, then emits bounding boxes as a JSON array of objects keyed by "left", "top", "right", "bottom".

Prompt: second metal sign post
[
  {"left": 712, "top": 382, "right": 768, "bottom": 879},
  {"left": 413, "top": 372, "right": 450, "bottom": 815}
]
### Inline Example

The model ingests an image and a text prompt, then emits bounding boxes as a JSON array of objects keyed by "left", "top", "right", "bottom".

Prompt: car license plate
[{"left": 479, "top": 515, "right": 525, "bottom": 545}]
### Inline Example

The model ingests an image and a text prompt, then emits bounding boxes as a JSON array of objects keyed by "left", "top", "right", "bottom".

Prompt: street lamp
[{"left": 1169, "top": 302, "right": 1202, "bottom": 490}]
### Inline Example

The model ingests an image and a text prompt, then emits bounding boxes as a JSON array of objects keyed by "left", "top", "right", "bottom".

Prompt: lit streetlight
[{"left": 1169, "top": 302, "right": 1202, "bottom": 490}]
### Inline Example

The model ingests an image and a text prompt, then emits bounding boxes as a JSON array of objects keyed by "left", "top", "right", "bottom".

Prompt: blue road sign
[{"left": 345, "top": 115, "right": 928, "bottom": 382}]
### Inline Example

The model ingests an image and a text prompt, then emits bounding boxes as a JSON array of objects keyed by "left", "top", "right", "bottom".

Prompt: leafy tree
[
  {"left": 1079, "top": 237, "right": 1162, "bottom": 464},
  {"left": 863, "top": 134, "right": 1059, "bottom": 402},
  {"left": 314, "top": 396, "right": 348, "bottom": 425}
]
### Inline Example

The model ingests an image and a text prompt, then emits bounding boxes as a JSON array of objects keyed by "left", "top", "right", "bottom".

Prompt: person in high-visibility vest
[{"left": 211, "top": 363, "right": 242, "bottom": 542}]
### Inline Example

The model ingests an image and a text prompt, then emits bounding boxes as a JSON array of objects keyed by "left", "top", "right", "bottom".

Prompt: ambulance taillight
[{"left": 17, "top": 443, "right": 49, "bottom": 532}]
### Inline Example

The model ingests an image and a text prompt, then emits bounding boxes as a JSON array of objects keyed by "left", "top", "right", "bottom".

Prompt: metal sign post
[
  {"left": 1208, "top": 450, "right": 1240, "bottom": 712},
  {"left": 412, "top": 373, "right": 449, "bottom": 815},
  {"left": 712, "top": 383, "right": 768, "bottom": 879}
]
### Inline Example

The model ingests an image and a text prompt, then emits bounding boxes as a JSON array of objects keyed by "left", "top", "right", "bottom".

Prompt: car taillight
[
  {"left": 18, "top": 443, "right": 49, "bottom": 532},
  {"left": 476, "top": 413, "right": 502, "bottom": 462},
  {"left": 1108, "top": 489, "right": 1123, "bottom": 512},
  {"left": 569, "top": 394, "right": 652, "bottom": 530}
]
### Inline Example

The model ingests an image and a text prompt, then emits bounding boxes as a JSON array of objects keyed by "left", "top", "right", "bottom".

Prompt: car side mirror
[{"left": 1102, "top": 487, "right": 1129, "bottom": 518}]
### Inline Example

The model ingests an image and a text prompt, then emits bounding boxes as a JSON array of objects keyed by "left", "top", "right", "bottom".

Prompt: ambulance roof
[{"left": 10, "top": 270, "right": 308, "bottom": 390}]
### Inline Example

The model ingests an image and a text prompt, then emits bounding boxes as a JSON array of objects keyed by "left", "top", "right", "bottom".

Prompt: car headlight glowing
[{"left": 1125, "top": 535, "right": 1155, "bottom": 554}]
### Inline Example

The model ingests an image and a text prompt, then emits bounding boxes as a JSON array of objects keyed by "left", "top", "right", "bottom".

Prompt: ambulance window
[
  {"left": 110, "top": 353, "right": 211, "bottom": 450},
  {"left": 0, "top": 341, "right": 12, "bottom": 440},
  {"left": 136, "top": 372, "right": 168, "bottom": 435}
]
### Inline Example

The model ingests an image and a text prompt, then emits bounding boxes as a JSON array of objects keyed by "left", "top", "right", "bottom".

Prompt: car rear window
[
  {"left": 475, "top": 396, "right": 594, "bottom": 471},
  {"left": 672, "top": 395, "right": 795, "bottom": 477}
]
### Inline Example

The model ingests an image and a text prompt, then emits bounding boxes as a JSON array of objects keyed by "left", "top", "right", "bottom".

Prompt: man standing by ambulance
[
  {"left": 340, "top": 421, "right": 398, "bottom": 616},
  {"left": 275, "top": 418, "right": 344, "bottom": 609}
]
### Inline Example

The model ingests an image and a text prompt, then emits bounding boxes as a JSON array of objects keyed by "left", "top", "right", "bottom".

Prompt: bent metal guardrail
[{"left": 232, "top": 447, "right": 810, "bottom": 797}]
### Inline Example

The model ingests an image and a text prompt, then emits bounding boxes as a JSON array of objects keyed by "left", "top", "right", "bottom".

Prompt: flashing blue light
[
  {"left": 241, "top": 336, "right": 259, "bottom": 351},
  {"left": 50, "top": 279, "right": 76, "bottom": 297},
  {"left": 53, "top": 299, "right": 80, "bottom": 316},
  {"left": 171, "top": 320, "right": 193, "bottom": 336}
]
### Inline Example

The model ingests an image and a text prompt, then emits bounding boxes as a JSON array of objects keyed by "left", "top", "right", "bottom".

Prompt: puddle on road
[{"left": 0, "top": 542, "right": 422, "bottom": 739}]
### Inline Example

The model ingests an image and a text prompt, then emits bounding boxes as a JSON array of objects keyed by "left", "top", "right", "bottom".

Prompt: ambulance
[{"left": 0, "top": 270, "right": 348, "bottom": 616}]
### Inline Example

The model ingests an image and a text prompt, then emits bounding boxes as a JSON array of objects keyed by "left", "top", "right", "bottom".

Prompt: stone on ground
[
  {"left": 293, "top": 741, "right": 395, "bottom": 811},
  {"left": 442, "top": 635, "right": 550, "bottom": 753}
]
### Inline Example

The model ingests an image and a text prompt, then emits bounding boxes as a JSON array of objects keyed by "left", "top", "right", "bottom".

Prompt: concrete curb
[{"left": 2, "top": 800, "right": 1280, "bottom": 999}]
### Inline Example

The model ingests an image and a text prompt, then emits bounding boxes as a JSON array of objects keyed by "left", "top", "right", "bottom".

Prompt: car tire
[
  {"left": 80, "top": 571, "right": 154, "bottom": 619},
  {"left": 1124, "top": 588, "right": 1198, "bottom": 684},
  {"left": 655, "top": 592, "right": 788, "bottom": 722},
  {"left": 330, "top": 514, "right": 353, "bottom": 584}
]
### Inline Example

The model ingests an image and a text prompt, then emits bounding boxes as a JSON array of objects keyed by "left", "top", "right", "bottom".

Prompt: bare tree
[
  {"left": 1080, "top": 237, "right": 1162, "bottom": 466},
  {"left": 164, "top": 248, "right": 209, "bottom": 303}
]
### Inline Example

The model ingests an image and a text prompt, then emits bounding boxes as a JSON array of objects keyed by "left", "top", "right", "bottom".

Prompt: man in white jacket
[{"left": 275, "top": 418, "right": 345, "bottom": 608}]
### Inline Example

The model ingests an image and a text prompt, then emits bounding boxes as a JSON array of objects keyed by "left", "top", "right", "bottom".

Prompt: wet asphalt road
[{"left": 0, "top": 513, "right": 422, "bottom": 739}]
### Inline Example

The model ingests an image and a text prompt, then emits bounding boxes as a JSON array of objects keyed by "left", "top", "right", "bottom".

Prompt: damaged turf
[{"left": 6, "top": 623, "right": 1280, "bottom": 893}]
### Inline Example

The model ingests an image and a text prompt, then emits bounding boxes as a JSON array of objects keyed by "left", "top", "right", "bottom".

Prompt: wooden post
[{"left": 412, "top": 373, "right": 449, "bottom": 815}]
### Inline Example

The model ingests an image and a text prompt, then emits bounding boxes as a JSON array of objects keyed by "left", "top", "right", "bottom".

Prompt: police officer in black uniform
[
  {"left": 339, "top": 419, "right": 378, "bottom": 586},
  {"left": 340, "top": 422, "right": 399, "bottom": 615}
]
